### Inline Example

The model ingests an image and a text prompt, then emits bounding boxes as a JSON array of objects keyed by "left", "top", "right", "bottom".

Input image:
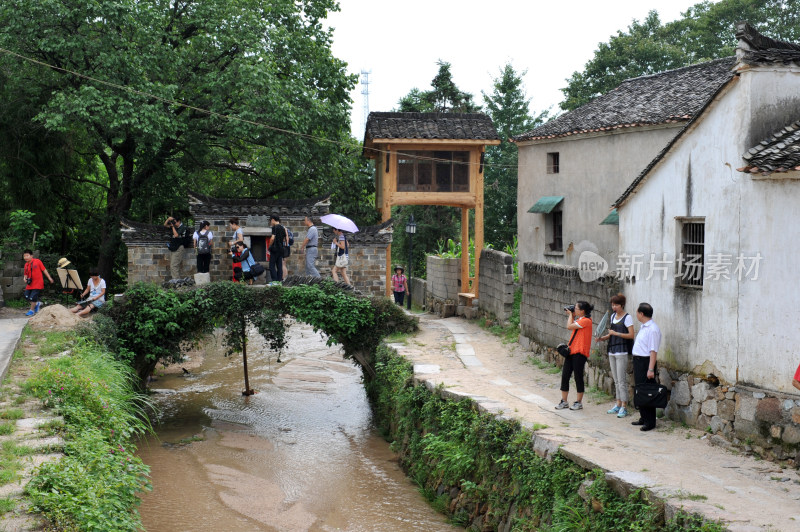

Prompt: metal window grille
[
  {"left": 550, "top": 211, "right": 563, "bottom": 252},
  {"left": 680, "top": 221, "right": 704, "bottom": 287},
  {"left": 547, "top": 152, "right": 560, "bottom": 174}
]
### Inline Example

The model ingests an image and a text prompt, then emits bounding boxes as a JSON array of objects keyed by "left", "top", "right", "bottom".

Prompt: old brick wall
[
  {"left": 477, "top": 249, "right": 516, "bottom": 323},
  {"left": 1, "top": 254, "right": 26, "bottom": 300},
  {"left": 127, "top": 244, "right": 183, "bottom": 284},
  {"left": 519, "top": 262, "right": 620, "bottom": 350},
  {"left": 409, "top": 277, "right": 427, "bottom": 309}
]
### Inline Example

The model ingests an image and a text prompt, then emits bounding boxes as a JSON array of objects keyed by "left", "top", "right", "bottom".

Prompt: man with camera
[{"left": 164, "top": 216, "right": 190, "bottom": 280}]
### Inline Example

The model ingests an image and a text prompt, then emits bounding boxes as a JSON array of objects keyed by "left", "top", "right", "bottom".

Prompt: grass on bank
[
  {"left": 367, "top": 343, "right": 726, "bottom": 532},
  {"left": 14, "top": 330, "right": 153, "bottom": 532}
]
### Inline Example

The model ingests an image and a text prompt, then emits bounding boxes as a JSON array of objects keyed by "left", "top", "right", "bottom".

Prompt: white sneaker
[
  {"left": 569, "top": 401, "right": 583, "bottom": 410},
  {"left": 555, "top": 400, "right": 570, "bottom": 410}
]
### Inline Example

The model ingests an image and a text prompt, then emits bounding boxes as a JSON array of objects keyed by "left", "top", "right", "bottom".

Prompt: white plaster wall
[
  {"left": 517, "top": 126, "right": 680, "bottom": 268},
  {"left": 620, "top": 66, "right": 800, "bottom": 392}
]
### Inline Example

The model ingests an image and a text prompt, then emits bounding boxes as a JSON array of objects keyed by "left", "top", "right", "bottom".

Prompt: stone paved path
[{"left": 389, "top": 314, "right": 799, "bottom": 532}]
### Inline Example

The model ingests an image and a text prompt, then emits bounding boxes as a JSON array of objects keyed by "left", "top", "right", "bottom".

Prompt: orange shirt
[{"left": 569, "top": 316, "right": 593, "bottom": 357}]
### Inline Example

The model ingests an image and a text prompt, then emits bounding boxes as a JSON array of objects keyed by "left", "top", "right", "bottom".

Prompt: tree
[
  {"left": 0, "top": 0, "right": 357, "bottom": 281},
  {"left": 561, "top": 0, "right": 800, "bottom": 111},
  {"left": 482, "top": 63, "right": 549, "bottom": 249},
  {"left": 392, "top": 61, "right": 480, "bottom": 273},
  {"left": 398, "top": 61, "right": 481, "bottom": 113}
]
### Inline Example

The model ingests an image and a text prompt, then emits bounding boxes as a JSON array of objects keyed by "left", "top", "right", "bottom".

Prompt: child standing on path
[{"left": 22, "top": 250, "right": 54, "bottom": 316}]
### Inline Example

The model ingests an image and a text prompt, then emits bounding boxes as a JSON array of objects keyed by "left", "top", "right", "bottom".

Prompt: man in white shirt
[
  {"left": 301, "top": 215, "right": 320, "bottom": 277},
  {"left": 631, "top": 302, "right": 662, "bottom": 432}
]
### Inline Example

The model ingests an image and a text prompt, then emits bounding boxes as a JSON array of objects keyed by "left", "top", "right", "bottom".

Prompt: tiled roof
[
  {"left": 513, "top": 57, "right": 736, "bottom": 142},
  {"left": 736, "top": 21, "right": 800, "bottom": 66},
  {"left": 364, "top": 112, "right": 499, "bottom": 141},
  {"left": 738, "top": 119, "right": 800, "bottom": 175},
  {"left": 188, "top": 191, "right": 331, "bottom": 218},
  {"left": 120, "top": 218, "right": 173, "bottom": 245}
]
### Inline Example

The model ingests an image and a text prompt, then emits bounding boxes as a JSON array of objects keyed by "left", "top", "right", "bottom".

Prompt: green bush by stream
[
  {"left": 23, "top": 334, "right": 151, "bottom": 531},
  {"left": 367, "top": 344, "right": 725, "bottom": 531}
]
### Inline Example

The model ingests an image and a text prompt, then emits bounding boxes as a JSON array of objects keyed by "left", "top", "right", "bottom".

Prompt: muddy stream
[{"left": 137, "top": 322, "right": 453, "bottom": 532}]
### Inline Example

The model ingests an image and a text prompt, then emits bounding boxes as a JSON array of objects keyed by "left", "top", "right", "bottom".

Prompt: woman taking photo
[
  {"left": 597, "top": 294, "right": 635, "bottom": 418},
  {"left": 555, "top": 301, "right": 593, "bottom": 411}
]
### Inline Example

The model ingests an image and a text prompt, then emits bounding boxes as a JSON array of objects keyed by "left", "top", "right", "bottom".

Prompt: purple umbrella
[{"left": 320, "top": 214, "right": 359, "bottom": 233}]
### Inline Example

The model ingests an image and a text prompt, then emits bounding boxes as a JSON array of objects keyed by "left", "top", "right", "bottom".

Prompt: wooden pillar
[
  {"left": 461, "top": 207, "right": 470, "bottom": 294},
  {"left": 383, "top": 145, "right": 393, "bottom": 297},
  {"left": 474, "top": 147, "right": 485, "bottom": 298}
]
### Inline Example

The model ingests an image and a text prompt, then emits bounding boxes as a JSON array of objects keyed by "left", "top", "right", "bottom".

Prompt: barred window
[
  {"left": 547, "top": 152, "right": 560, "bottom": 174},
  {"left": 678, "top": 219, "right": 704, "bottom": 288}
]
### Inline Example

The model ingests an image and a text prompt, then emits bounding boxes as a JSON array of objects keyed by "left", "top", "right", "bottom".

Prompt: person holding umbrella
[
  {"left": 320, "top": 213, "right": 359, "bottom": 287},
  {"left": 331, "top": 227, "right": 351, "bottom": 286}
]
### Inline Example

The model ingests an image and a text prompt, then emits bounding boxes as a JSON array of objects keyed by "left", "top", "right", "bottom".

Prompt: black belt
[{"left": 306, "top": 245, "right": 317, "bottom": 248}]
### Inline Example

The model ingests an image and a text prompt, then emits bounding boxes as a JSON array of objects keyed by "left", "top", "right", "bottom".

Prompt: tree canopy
[
  {"left": 0, "top": 0, "right": 362, "bottom": 281},
  {"left": 561, "top": 0, "right": 800, "bottom": 111},
  {"left": 398, "top": 61, "right": 481, "bottom": 113},
  {"left": 483, "top": 64, "right": 548, "bottom": 249}
]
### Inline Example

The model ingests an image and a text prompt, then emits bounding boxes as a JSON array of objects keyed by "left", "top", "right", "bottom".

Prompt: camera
[
  {"left": 25, "top": 278, "right": 32, "bottom": 285},
  {"left": 167, "top": 219, "right": 176, "bottom": 226},
  {"left": 563, "top": 304, "right": 575, "bottom": 313}
]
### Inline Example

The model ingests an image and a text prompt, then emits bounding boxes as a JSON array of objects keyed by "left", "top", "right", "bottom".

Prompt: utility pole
[{"left": 360, "top": 69, "right": 371, "bottom": 134}]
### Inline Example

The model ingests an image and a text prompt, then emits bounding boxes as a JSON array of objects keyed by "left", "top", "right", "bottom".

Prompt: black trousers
[
  {"left": 633, "top": 355, "right": 657, "bottom": 428},
  {"left": 196, "top": 253, "right": 211, "bottom": 274},
  {"left": 393, "top": 291, "right": 405, "bottom": 305},
  {"left": 560, "top": 353, "right": 587, "bottom": 394},
  {"left": 269, "top": 250, "right": 283, "bottom": 282}
]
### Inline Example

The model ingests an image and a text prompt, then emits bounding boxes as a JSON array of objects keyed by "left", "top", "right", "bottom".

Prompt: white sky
[{"left": 327, "top": 0, "right": 712, "bottom": 136}]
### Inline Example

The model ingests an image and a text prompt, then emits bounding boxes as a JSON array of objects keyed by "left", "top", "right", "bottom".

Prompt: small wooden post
[{"left": 241, "top": 322, "right": 254, "bottom": 396}]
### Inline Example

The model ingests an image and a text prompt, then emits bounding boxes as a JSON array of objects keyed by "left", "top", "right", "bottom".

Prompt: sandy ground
[{"left": 395, "top": 313, "right": 800, "bottom": 532}]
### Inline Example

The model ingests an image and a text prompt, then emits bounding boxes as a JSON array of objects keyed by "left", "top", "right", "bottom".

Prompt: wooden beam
[{"left": 389, "top": 193, "right": 476, "bottom": 208}]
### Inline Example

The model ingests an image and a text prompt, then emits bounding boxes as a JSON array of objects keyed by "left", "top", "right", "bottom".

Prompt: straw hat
[{"left": 57, "top": 257, "right": 71, "bottom": 268}]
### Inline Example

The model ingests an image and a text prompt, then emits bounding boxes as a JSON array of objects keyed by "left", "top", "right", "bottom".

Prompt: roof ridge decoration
[
  {"left": 737, "top": 119, "right": 800, "bottom": 176},
  {"left": 513, "top": 57, "right": 736, "bottom": 142},
  {"left": 736, "top": 21, "right": 800, "bottom": 66}
]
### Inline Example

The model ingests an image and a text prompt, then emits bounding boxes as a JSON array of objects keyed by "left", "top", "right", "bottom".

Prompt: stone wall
[
  {"left": 425, "top": 256, "right": 461, "bottom": 317},
  {"left": 476, "top": 248, "right": 516, "bottom": 323},
  {"left": 126, "top": 245, "right": 188, "bottom": 284},
  {"left": 519, "top": 262, "right": 621, "bottom": 350},
  {"left": 1, "top": 253, "right": 26, "bottom": 301},
  {"left": 409, "top": 277, "right": 427, "bottom": 309}
]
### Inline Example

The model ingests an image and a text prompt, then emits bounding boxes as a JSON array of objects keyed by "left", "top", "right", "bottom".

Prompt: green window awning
[
  {"left": 527, "top": 196, "right": 564, "bottom": 214},
  {"left": 600, "top": 208, "right": 619, "bottom": 225}
]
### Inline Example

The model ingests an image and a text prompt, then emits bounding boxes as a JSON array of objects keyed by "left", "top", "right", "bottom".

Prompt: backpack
[
  {"left": 287, "top": 228, "right": 294, "bottom": 246},
  {"left": 197, "top": 232, "right": 211, "bottom": 255}
]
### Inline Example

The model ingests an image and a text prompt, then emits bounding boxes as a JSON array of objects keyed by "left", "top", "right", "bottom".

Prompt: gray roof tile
[
  {"left": 514, "top": 57, "right": 736, "bottom": 142},
  {"left": 365, "top": 112, "right": 499, "bottom": 141},
  {"left": 738, "top": 119, "right": 800, "bottom": 175}
]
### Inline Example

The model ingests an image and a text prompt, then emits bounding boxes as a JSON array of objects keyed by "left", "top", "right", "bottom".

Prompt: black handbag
[
  {"left": 557, "top": 330, "right": 578, "bottom": 357},
  {"left": 634, "top": 380, "right": 669, "bottom": 409},
  {"left": 250, "top": 262, "right": 265, "bottom": 277}
]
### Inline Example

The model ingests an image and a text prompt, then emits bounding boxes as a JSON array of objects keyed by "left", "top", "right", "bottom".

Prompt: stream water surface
[{"left": 137, "top": 322, "right": 453, "bottom": 532}]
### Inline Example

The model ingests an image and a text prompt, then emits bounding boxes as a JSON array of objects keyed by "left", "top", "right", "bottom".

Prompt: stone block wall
[
  {"left": 409, "top": 277, "right": 427, "bottom": 309},
  {"left": 127, "top": 245, "right": 189, "bottom": 284},
  {"left": 1, "top": 254, "right": 26, "bottom": 301},
  {"left": 425, "top": 256, "right": 461, "bottom": 317},
  {"left": 520, "top": 262, "right": 621, "bottom": 350},
  {"left": 477, "top": 249, "right": 516, "bottom": 323}
]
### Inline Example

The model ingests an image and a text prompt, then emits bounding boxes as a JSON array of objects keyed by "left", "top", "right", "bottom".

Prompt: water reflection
[{"left": 138, "top": 323, "right": 453, "bottom": 532}]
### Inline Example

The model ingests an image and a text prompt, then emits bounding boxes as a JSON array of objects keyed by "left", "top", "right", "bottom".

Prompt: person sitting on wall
[{"left": 70, "top": 268, "right": 106, "bottom": 317}]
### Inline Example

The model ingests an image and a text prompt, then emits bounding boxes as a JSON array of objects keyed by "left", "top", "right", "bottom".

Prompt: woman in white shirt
[{"left": 597, "top": 294, "right": 635, "bottom": 418}]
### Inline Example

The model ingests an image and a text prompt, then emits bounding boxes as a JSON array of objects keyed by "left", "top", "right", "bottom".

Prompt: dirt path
[{"left": 391, "top": 314, "right": 799, "bottom": 532}]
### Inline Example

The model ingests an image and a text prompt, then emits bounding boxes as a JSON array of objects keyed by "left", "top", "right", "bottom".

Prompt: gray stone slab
[
  {"left": 413, "top": 364, "right": 441, "bottom": 375},
  {"left": 455, "top": 344, "right": 482, "bottom": 367},
  {"left": 489, "top": 379, "right": 512, "bottom": 386},
  {"left": 0, "top": 318, "right": 28, "bottom": 383}
]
